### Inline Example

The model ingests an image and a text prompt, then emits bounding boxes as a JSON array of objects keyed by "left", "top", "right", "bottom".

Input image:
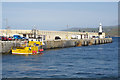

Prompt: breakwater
[
  {"left": 0, "top": 41, "right": 21, "bottom": 54},
  {"left": 0, "top": 38, "right": 112, "bottom": 54}
]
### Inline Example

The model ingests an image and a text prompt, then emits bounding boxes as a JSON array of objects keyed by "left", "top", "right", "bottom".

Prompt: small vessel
[{"left": 12, "top": 38, "right": 44, "bottom": 54}]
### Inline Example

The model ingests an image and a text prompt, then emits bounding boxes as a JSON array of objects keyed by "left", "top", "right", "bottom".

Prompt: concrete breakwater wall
[
  {"left": 0, "top": 41, "right": 21, "bottom": 54},
  {"left": 0, "top": 38, "right": 112, "bottom": 54},
  {"left": 43, "top": 38, "right": 112, "bottom": 49}
]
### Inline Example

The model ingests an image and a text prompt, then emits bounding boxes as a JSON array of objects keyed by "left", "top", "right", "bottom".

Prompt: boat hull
[{"left": 12, "top": 52, "right": 33, "bottom": 54}]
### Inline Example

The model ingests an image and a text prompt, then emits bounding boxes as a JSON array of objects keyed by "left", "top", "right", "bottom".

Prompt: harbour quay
[
  {"left": 0, "top": 38, "right": 112, "bottom": 54},
  {"left": 0, "top": 23, "right": 113, "bottom": 54},
  {"left": 43, "top": 38, "right": 112, "bottom": 49}
]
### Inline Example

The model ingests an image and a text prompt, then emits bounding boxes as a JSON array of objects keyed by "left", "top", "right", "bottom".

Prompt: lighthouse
[
  {"left": 98, "top": 23, "right": 103, "bottom": 38},
  {"left": 99, "top": 23, "right": 102, "bottom": 33}
]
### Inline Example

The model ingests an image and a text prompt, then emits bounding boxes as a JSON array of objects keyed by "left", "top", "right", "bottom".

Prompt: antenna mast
[
  {"left": 5, "top": 18, "right": 10, "bottom": 36},
  {"left": 32, "top": 25, "right": 37, "bottom": 38}
]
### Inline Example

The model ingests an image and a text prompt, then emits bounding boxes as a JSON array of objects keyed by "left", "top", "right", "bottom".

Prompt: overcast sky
[{"left": 2, "top": 2, "right": 118, "bottom": 30}]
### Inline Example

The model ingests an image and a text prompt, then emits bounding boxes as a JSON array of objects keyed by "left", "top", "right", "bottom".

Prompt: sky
[{"left": 2, "top": 2, "right": 118, "bottom": 30}]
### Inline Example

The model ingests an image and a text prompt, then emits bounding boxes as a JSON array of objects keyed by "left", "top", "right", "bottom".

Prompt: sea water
[{"left": 2, "top": 37, "right": 118, "bottom": 78}]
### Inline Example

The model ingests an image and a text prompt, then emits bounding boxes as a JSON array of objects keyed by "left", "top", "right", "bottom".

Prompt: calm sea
[{"left": 2, "top": 37, "right": 118, "bottom": 78}]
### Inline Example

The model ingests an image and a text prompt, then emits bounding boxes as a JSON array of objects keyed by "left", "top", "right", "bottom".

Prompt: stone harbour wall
[{"left": 0, "top": 38, "right": 112, "bottom": 54}]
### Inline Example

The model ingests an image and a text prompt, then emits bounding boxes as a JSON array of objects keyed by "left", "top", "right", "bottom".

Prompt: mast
[
  {"left": 5, "top": 18, "right": 10, "bottom": 37},
  {"left": 32, "top": 25, "right": 38, "bottom": 39}
]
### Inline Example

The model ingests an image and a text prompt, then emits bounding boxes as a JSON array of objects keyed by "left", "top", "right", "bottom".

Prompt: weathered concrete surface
[
  {"left": 0, "top": 38, "right": 112, "bottom": 53},
  {"left": 43, "top": 40, "right": 76, "bottom": 49},
  {"left": 0, "top": 41, "right": 21, "bottom": 54},
  {"left": 43, "top": 38, "right": 112, "bottom": 50}
]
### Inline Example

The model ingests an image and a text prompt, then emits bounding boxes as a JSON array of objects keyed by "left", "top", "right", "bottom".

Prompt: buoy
[
  {"left": 34, "top": 51, "right": 37, "bottom": 54},
  {"left": 39, "top": 49, "right": 44, "bottom": 52},
  {"left": 32, "top": 51, "right": 35, "bottom": 54}
]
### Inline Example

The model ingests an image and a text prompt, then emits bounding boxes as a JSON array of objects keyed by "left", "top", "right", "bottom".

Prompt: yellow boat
[{"left": 12, "top": 39, "right": 44, "bottom": 54}]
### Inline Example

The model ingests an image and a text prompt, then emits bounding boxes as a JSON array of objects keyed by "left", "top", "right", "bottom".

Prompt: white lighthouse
[
  {"left": 98, "top": 23, "right": 104, "bottom": 38},
  {"left": 99, "top": 23, "right": 102, "bottom": 33}
]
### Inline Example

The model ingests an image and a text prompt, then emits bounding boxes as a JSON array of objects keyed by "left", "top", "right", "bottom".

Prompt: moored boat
[{"left": 12, "top": 38, "right": 44, "bottom": 54}]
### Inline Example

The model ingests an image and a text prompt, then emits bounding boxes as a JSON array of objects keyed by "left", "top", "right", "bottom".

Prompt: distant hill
[{"left": 62, "top": 26, "right": 119, "bottom": 37}]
